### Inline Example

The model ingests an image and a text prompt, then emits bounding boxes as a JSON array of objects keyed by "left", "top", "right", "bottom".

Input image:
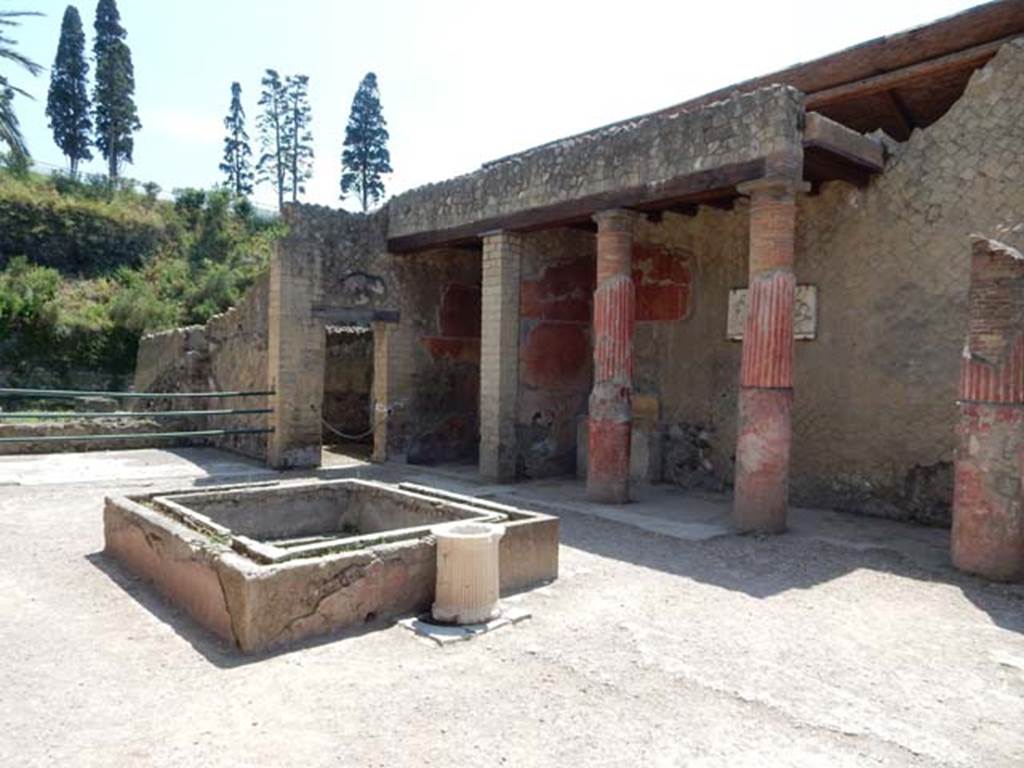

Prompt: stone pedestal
[
  {"left": 733, "top": 178, "right": 806, "bottom": 533},
  {"left": 587, "top": 210, "right": 637, "bottom": 503},
  {"left": 951, "top": 236, "right": 1024, "bottom": 582}
]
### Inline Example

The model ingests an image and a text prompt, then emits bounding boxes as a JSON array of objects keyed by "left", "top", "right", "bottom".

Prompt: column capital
[
  {"left": 592, "top": 208, "right": 641, "bottom": 231},
  {"left": 736, "top": 176, "right": 811, "bottom": 199}
]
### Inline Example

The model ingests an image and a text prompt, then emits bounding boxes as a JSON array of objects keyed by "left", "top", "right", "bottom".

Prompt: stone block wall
[
  {"left": 788, "top": 40, "right": 1024, "bottom": 523},
  {"left": 636, "top": 39, "right": 1024, "bottom": 524}
]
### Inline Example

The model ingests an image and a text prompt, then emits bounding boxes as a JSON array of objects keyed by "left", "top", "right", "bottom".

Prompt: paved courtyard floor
[{"left": 1, "top": 448, "right": 1022, "bottom": 767}]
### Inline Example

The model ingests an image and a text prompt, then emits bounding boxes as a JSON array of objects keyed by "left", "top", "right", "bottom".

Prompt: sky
[{"left": 6, "top": 0, "right": 983, "bottom": 211}]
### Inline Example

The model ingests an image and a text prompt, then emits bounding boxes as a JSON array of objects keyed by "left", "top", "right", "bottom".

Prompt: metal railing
[{"left": 0, "top": 387, "right": 274, "bottom": 446}]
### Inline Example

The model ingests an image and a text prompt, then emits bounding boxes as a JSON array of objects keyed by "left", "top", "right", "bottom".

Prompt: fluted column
[
  {"left": 587, "top": 209, "right": 637, "bottom": 503},
  {"left": 952, "top": 236, "right": 1024, "bottom": 582},
  {"left": 733, "top": 177, "right": 807, "bottom": 532}
]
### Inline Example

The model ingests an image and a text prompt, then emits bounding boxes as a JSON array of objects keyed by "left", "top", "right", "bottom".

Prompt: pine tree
[
  {"left": 219, "top": 81, "right": 253, "bottom": 196},
  {"left": 46, "top": 6, "right": 92, "bottom": 175},
  {"left": 282, "top": 74, "right": 313, "bottom": 203},
  {"left": 255, "top": 69, "right": 287, "bottom": 211},
  {"left": 92, "top": 0, "right": 140, "bottom": 179},
  {"left": 340, "top": 72, "right": 391, "bottom": 212},
  {"left": 0, "top": 10, "right": 42, "bottom": 161}
]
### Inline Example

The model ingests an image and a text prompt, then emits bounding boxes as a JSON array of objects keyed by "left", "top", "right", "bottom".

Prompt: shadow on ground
[
  {"left": 87, "top": 456, "right": 1024, "bottom": 665},
  {"left": 545, "top": 492, "right": 1024, "bottom": 636}
]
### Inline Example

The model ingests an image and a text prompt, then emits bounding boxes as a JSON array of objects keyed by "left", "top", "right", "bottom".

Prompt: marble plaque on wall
[{"left": 727, "top": 285, "right": 817, "bottom": 340}]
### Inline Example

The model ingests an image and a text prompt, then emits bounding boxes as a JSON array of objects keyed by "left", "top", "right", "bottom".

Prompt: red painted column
[
  {"left": 587, "top": 209, "right": 637, "bottom": 503},
  {"left": 733, "top": 177, "right": 806, "bottom": 533},
  {"left": 952, "top": 236, "right": 1024, "bottom": 582}
]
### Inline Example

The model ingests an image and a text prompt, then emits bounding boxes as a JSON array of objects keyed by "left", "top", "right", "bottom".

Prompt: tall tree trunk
[{"left": 108, "top": 129, "right": 118, "bottom": 179}]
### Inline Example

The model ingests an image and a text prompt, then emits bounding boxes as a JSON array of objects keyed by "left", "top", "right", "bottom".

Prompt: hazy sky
[{"left": 8, "top": 0, "right": 980, "bottom": 210}]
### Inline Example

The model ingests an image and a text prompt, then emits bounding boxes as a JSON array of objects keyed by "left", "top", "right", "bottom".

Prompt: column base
[
  {"left": 733, "top": 387, "right": 791, "bottom": 534},
  {"left": 952, "top": 403, "right": 1024, "bottom": 582},
  {"left": 586, "top": 418, "right": 631, "bottom": 503}
]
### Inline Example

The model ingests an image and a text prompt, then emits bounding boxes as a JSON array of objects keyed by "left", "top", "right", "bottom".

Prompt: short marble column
[
  {"left": 587, "top": 209, "right": 637, "bottom": 503},
  {"left": 733, "top": 177, "right": 807, "bottom": 533}
]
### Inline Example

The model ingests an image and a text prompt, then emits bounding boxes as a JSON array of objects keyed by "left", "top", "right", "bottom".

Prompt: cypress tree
[
  {"left": 219, "top": 81, "right": 253, "bottom": 196},
  {"left": 46, "top": 5, "right": 92, "bottom": 175},
  {"left": 92, "top": 0, "right": 140, "bottom": 179},
  {"left": 340, "top": 72, "right": 392, "bottom": 212},
  {"left": 255, "top": 69, "right": 287, "bottom": 211},
  {"left": 282, "top": 74, "right": 313, "bottom": 203}
]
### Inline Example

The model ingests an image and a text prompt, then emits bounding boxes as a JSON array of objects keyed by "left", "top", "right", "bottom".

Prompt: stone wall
[
  {"left": 267, "top": 205, "right": 392, "bottom": 467},
  {"left": 641, "top": 40, "right": 1024, "bottom": 524},
  {"left": 388, "top": 86, "right": 805, "bottom": 243},
  {"left": 133, "top": 271, "right": 270, "bottom": 460},
  {"left": 789, "top": 39, "right": 1024, "bottom": 523}
]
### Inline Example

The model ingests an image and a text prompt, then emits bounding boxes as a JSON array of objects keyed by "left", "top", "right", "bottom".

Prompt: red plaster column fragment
[
  {"left": 587, "top": 209, "right": 637, "bottom": 503},
  {"left": 952, "top": 236, "right": 1024, "bottom": 582},
  {"left": 733, "top": 177, "right": 807, "bottom": 533}
]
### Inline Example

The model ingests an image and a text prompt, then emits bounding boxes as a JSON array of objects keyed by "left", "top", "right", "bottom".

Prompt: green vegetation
[
  {"left": 0, "top": 170, "right": 283, "bottom": 387},
  {"left": 0, "top": 10, "right": 42, "bottom": 162}
]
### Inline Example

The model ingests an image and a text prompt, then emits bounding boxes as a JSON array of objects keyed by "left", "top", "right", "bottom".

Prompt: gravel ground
[{"left": 1, "top": 453, "right": 1022, "bottom": 767}]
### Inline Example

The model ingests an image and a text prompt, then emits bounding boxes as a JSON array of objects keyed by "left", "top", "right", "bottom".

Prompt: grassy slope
[{"left": 0, "top": 171, "right": 283, "bottom": 388}]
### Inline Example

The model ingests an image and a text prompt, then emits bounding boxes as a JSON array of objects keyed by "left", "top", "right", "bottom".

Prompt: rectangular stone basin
[{"left": 103, "top": 479, "right": 558, "bottom": 653}]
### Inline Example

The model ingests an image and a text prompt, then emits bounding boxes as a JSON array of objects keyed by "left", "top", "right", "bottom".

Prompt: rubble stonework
[
  {"left": 134, "top": 273, "right": 270, "bottom": 459},
  {"left": 387, "top": 86, "right": 805, "bottom": 243},
  {"left": 138, "top": 38, "right": 1024, "bottom": 529}
]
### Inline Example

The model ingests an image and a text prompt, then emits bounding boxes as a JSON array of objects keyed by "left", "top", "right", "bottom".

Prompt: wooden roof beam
[
  {"left": 805, "top": 36, "right": 1014, "bottom": 110},
  {"left": 802, "top": 112, "right": 885, "bottom": 172}
]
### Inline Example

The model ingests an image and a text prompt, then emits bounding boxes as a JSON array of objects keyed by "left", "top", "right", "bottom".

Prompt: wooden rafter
[{"left": 805, "top": 36, "right": 1013, "bottom": 111}]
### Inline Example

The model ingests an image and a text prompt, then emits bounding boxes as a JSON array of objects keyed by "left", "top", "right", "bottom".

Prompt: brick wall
[{"left": 480, "top": 232, "right": 522, "bottom": 481}]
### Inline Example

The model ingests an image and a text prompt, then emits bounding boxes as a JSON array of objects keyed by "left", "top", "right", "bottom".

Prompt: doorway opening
[{"left": 321, "top": 324, "right": 374, "bottom": 465}]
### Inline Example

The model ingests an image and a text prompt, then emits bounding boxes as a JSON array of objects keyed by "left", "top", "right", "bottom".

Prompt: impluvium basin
[{"left": 103, "top": 479, "right": 558, "bottom": 653}]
